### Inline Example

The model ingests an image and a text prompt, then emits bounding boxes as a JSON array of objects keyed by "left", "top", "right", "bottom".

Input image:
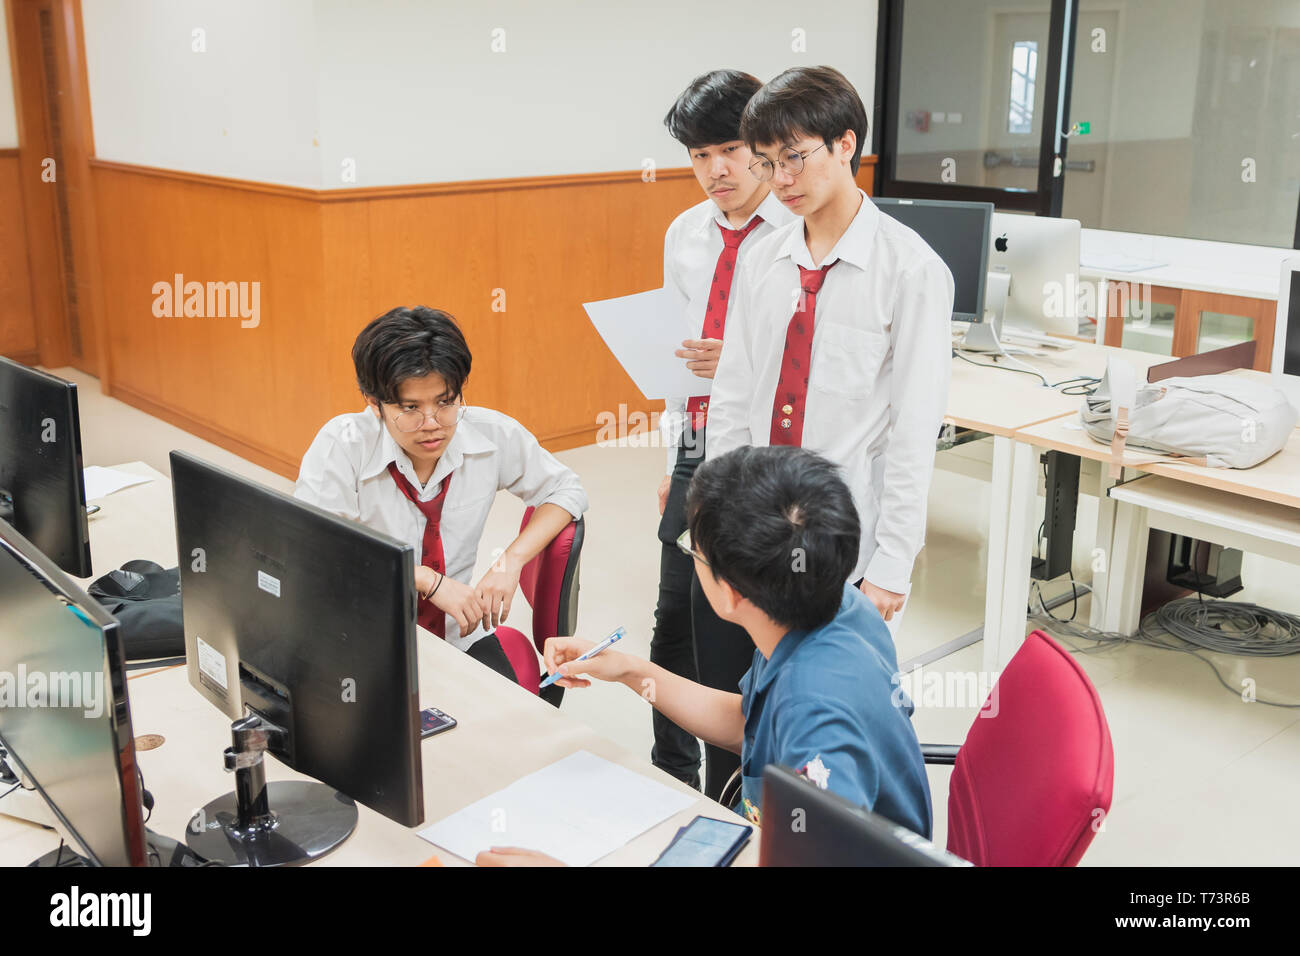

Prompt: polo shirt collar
[
  {"left": 781, "top": 189, "right": 878, "bottom": 272},
  {"left": 751, "top": 625, "right": 810, "bottom": 695}
]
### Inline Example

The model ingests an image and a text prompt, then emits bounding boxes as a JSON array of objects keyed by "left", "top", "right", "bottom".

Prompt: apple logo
[{"left": 994, "top": 234, "right": 1009, "bottom": 253}]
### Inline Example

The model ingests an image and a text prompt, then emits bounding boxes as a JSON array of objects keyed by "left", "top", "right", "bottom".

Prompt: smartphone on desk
[
  {"left": 650, "top": 814, "right": 752, "bottom": 867},
  {"left": 420, "top": 706, "right": 457, "bottom": 738}
]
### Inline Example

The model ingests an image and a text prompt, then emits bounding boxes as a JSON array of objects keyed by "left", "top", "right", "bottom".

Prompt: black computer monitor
[
  {"left": 872, "top": 197, "right": 993, "bottom": 323},
  {"left": 0, "top": 357, "right": 91, "bottom": 577},
  {"left": 759, "top": 764, "right": 967, "bottom": 867},
  {"left": 0, "top": 517, "right": 147, "bottom": 866},
  {"left": 170, "top": 451, "right": 423, "bottom": 866}
]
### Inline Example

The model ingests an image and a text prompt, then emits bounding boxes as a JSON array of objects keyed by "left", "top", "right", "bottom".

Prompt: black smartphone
[
  {"left": 420, "top": 706, "right": 457, "bottom": 738},
  {"left": 649, "top": 814, "right": 752, "bottom": 867}
]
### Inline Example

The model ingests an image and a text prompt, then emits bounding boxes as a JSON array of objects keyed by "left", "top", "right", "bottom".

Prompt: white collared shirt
[
  {"left": 293, "top": 406, "right": 588, "bottom": 650},
  {"left": 706, "top": 190, "right": 955, "bottom": 593},
  {"left": 659, "top": 191, "right": 797, "bottom": 473}
]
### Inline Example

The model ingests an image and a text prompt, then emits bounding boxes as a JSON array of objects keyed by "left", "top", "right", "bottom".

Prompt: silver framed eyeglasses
[
  {"left": 676, "top": 529, "right": 708, "bottom": 567},
  {"left": 391, "top": 402, "right": 466, "bottom": 432},
  {"left": 748, "top": 143, "right": 827, "bottom": 182}
]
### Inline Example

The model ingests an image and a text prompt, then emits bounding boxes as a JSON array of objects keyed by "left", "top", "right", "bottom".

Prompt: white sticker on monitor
[
  {"left": 195, "top": 635, "right": 228, "bottom": 691},
  {"left": 257, "top": 570, "right": 281, "bottom": 598}
]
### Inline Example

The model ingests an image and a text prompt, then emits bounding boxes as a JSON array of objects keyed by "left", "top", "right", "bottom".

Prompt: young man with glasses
[
  {"left": 294, "top": 306, "right": 588, "bottom": 682},
  {"left": 543, "top": 445, "right": 932, "bottom": 837},
  {"left": 652, "top": 70, "right": 797, "bottom": 793},
  {"left": 707, "top": 65, "right": 954, "bottom": 638}
]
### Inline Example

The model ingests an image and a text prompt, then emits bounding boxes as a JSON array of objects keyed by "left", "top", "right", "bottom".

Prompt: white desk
[{"left": 1, "top": 465, "right": 757, "bottom": 867}]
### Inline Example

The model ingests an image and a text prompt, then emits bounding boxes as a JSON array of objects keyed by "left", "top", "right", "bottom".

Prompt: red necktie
[
  {"left": 387, "top": 462, "right": 452, "bottom": 638},
  {"left": 770, "top": 262, "right": 837, "bottom": 447},
  {"left": 686, "top": 216, "right": 764, "bottom": 430}
]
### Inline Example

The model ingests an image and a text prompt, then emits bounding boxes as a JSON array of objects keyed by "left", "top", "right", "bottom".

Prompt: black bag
[{"left": 88, "top": 560, "right": 184, "bottom": 661}]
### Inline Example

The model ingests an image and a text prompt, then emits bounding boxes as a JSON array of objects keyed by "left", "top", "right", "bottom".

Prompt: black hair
[
  {"left": 686, "top": 446, "right": 860, "bottom": 632},
  {"left": 664, "top": 69, "right": 763, "bottom": 149},
  {"left": 351, "top": 306, "right": 472, "bottom": 405},
  {"left": 740, "top": 65, "right": 869, "bottom": 174}
]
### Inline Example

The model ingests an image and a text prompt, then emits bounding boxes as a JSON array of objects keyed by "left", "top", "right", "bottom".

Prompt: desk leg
[
  {"left": 984, "top": 437, "right": 1039, "bottom": 675},
  {"left": 1089, "top": 470, "right": 1120, "bottom": 630},
  {"left": 1105, "top": 499, "right": 1150, "bottom": 635}
]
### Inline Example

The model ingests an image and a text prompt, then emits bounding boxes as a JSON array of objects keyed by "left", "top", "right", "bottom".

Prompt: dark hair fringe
[
  {"left": 351, "top": 306, "right": 472, "bottom": 406},
  {"left": 664, "top": 69, "right": 763, "bottom": 149},
  {"left": 740, "top": 66, "right": 869, "bottom": 174}
]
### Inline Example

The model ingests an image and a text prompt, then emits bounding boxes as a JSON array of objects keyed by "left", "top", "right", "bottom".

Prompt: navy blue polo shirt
[{"left": 737, "top": 583, "right": 932, "bottom": 838}]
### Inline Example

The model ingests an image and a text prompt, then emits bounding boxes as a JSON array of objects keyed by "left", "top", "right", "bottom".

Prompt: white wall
[
  {"left": 0, "top": 3, "right": 19, "bottom": 149},
  {"left": 312, "top": 0, "right": 878, "bottom": 187},
  {"left": 79, "top": 0, "right": 878, "bottom": 188},
  {"left": 82, "top": 0, "right": 322, "bottom": 187}
]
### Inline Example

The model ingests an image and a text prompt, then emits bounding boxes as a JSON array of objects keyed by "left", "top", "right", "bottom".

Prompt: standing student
[
  {"left": 544, "top": 446, "right": 933, "bottom": 838},
  {"left": 294, "top": 306, "right": 588, "bottom": 685},
  {"left": 650, "top": 70, "right": 796, "bottom": 792},
  {"left": 704, "top": 66, "right": 953, "bottom": 699}
]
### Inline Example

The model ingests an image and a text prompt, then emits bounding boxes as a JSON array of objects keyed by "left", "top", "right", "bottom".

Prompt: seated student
[
  {"left": 294, "top": 305, "right": 588, "bottom": 683},
  {"left": 542, "top": 445, "right": 932, "bottom": 836}
]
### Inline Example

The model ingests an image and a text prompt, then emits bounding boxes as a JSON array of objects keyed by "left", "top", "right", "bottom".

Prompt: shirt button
[
  {"left": 782, "top": 403, "right": 794, "bottom": 415},
  {"left": 780, "top": 418, "right": 792, "bottom": 429}
]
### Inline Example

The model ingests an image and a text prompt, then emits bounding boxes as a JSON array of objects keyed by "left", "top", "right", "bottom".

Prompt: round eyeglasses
[
  {"left": 391, "top": 402, "right": 466, "bottom": 432},
  {"left": 748, "top": 143, "right": 827, "bottom": 182}
]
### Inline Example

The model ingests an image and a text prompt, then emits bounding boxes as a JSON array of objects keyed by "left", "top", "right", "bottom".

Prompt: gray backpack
[{"left": 1081, "top": 359, "right": 1297, "bottom": 474}]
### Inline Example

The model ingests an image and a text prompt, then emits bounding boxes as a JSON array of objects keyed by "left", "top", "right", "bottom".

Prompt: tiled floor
[{"left": 62, "top": 367, "right": 1300, "bottom": 865}]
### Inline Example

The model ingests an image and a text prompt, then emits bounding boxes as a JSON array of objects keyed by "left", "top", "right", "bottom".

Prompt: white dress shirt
[
  {"left": 293, "top": 406, "right": 588, "bottom": 650},
  {"left": 658, "top": 191, "right": 797, "bottom": 474},
  {"left": 706, "top": 190, "right": 955, "bottom": 593}
]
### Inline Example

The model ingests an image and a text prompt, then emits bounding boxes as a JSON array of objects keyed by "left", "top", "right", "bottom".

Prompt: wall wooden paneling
[
  {"left": 0, "top": 149, "right": 40, "bottom": 363},
  {"left": 89, "top": 156, "right": 877, "bottom": 480}
]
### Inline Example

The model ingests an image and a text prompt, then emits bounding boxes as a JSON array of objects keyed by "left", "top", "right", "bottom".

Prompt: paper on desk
[
  {"left": 418, "top": 749, "right": 695, "bottom": 866},
  {"left": 583, "top": 287, "right": 702, "bottom": 400},
  {"left": 82, "top": 466, "right": 153, "bottom": 501}
]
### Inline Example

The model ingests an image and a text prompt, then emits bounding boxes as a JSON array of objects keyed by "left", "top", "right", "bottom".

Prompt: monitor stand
[
  {"left": 959, "top": 271, "right": 1011, "bottom": 354},
  {"left": 185, "top": 714, "right": 358, "bottom": 867}
]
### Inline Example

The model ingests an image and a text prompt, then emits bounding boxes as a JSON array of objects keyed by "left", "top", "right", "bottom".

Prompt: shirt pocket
[{"left": 810, "top": 323, "right": 887, "bottom": 400}]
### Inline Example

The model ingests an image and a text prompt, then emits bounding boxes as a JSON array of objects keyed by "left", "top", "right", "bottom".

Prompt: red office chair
[
  {"left": 492, "top": 507, "right": 584, "bottom": 705},
  {"left": 921, "top": 630, "right": 1114, "bottom": 866}
]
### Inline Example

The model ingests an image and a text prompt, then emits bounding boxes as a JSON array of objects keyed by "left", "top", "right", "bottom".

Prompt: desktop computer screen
[
  {"left": 873, "top": 197, "right": 993, "bottom": 323},
  {"left": 171, "top": 451, "right": 424, "bottom": 864},
  {"left": 0, "top": 518, "right": 148, "bottom": 867},
  {"left": 0, "top": 357, "right": 92, "bottom": 577},
  {"left": 988, "top": 212, "right": 1082, "bottom": 338}
]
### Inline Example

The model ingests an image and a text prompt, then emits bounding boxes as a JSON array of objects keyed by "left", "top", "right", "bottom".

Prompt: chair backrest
[
  {"left": 516, "top": 507, "right": 584, "bottom": 654},
  {"left": 946, "top": 630, "right": 1113, "bottom": 867}
]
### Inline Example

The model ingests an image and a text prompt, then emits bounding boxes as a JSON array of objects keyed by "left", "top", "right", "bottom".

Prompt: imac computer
[
  {"left": 171, "top": 451, "right": 424, "bottom": 866},
  {"left": 873, "top": 197, "right": 993, "bottom": 330},
  {"left": 986, "top": 212, "right": 1082, "bottom": 347},
  {"left": 758, "top": 765, "right": 967, "bottom": 867},
  {"left": 0, "top": 357, "right": 92, "bottom": 577},
  {"left": 0, "top": 518, "right": 154, "bottom": 866},
  {"left": 1273, "top": 255, "right": 1300, "bottom": 414}
]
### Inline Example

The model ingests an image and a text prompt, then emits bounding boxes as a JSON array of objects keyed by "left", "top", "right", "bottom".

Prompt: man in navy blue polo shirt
[{"left": 543, "top": 445, "right": 932, "bottom": 837}]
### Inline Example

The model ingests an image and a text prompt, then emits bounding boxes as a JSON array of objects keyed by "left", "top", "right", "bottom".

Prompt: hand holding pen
[{"left": 540, "top": 627, "right": 627, "bottom": 690}]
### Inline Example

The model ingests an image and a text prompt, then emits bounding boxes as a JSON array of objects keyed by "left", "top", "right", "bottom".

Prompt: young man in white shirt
[
  {"left": 652, "top": 70, "right": 796, "bottom": 794},
  {"left": 708, "top": 65, "right": 954, "bottom": 635},
  {"left": 294, "top": 306, "right": 588, "bottom": 688}
]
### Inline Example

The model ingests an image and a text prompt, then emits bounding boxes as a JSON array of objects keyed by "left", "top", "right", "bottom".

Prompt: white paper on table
[
  {"left": 583, "top": 286, "right": 703, "bottom": 400},
  {"left": 82, "top": 466, "right": 153, "bottom": 501},
  {"left": 418, "top": 749, "right": 696, "bottom": 866}
]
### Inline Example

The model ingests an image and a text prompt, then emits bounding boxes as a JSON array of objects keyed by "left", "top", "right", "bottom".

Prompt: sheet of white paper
[
  {"left": 418, "top": 749, "right": 696, "bottom": 866},
  {"left": 583, "top": 287, "right": 703, "bottom": 400},
  {"left": 82, "top": 466, "right": 153, "bottom": 501}
]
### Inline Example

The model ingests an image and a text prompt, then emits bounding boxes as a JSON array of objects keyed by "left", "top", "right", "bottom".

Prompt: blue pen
[{"left": 539, "top": 626, "right": 626, "bottom": 689}]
